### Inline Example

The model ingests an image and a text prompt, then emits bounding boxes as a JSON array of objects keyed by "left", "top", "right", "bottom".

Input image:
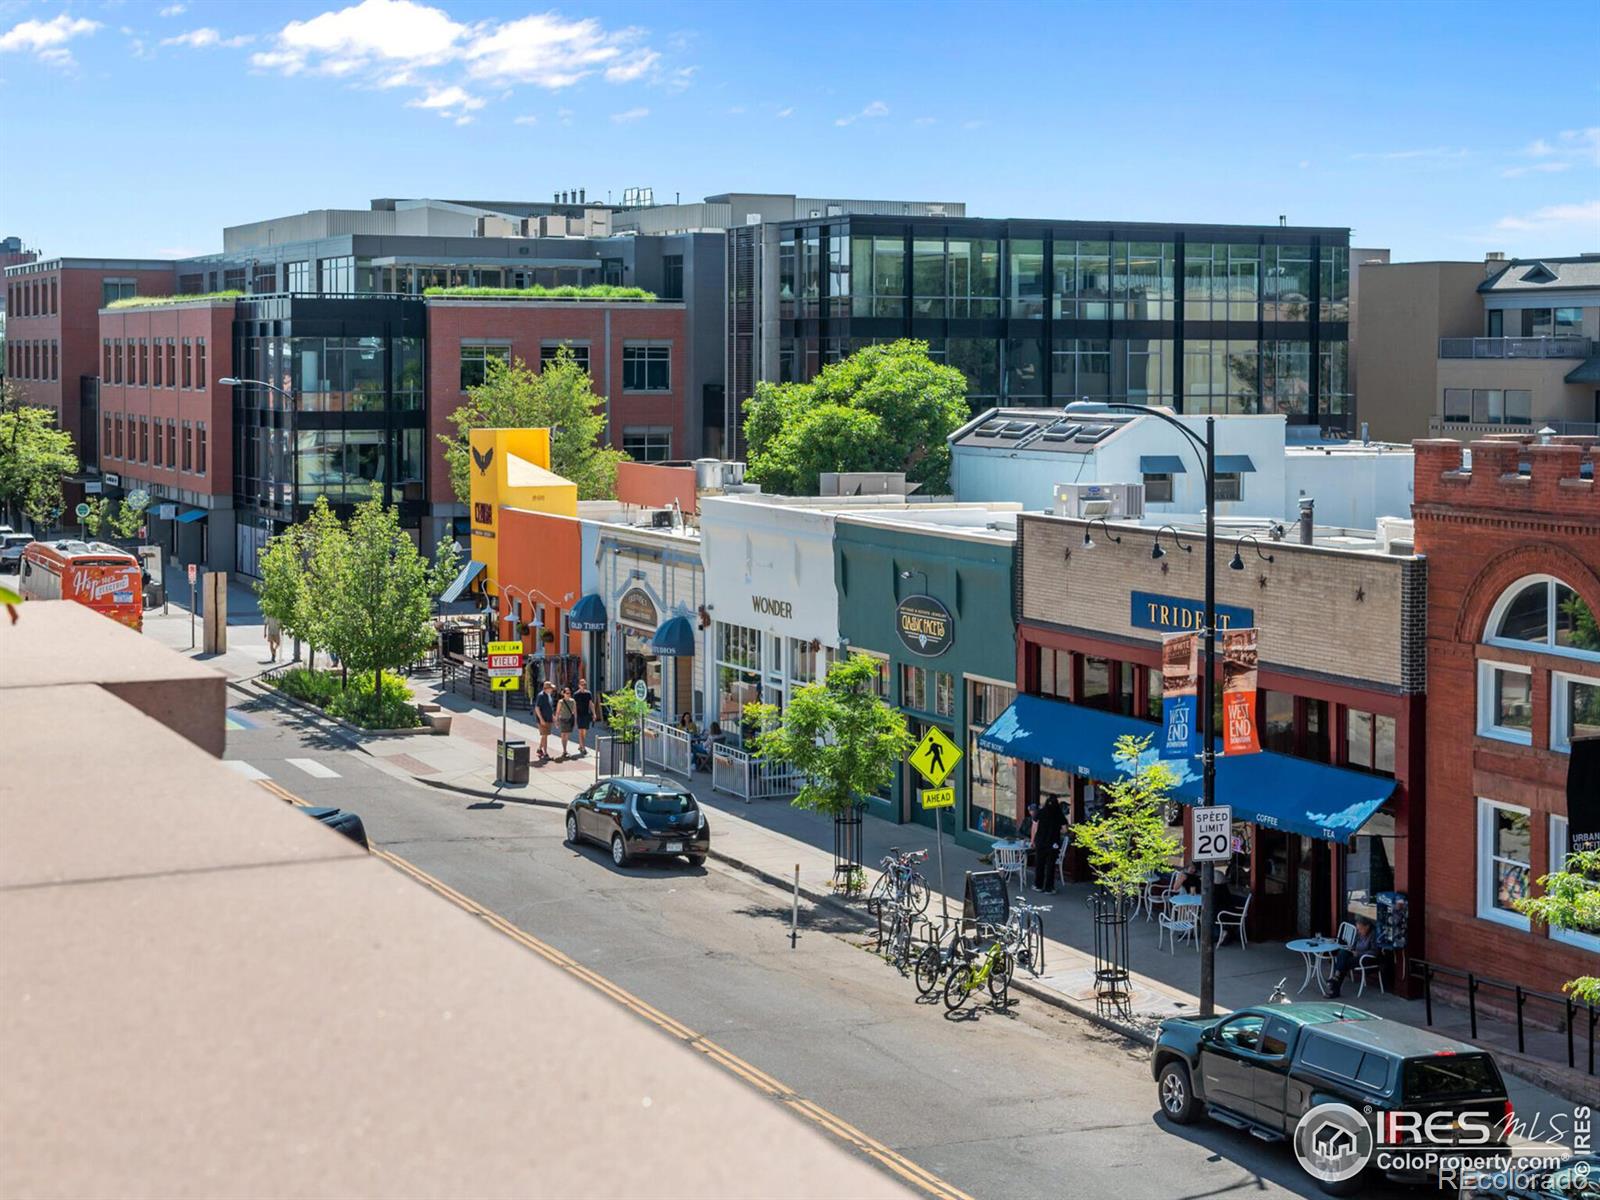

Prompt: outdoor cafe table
[{"left": 1286, "top": 936, "right": 1344, "bottom": 995}]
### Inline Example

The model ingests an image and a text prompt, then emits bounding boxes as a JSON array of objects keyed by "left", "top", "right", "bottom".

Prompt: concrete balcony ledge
[{"left": 1439, "top": 336, "right": 1590, "bottom": 359}]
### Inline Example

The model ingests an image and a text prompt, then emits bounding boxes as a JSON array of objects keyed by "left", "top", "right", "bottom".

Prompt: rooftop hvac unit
[
  {"left": 648, "top": 509, "right": 676, "bottom": 529},
  {"left": 693, "top": 458, "right": 746, "bottom": 491},
  {"left": 1054, "top": 483, "right": 1144, "bottom": 520},
  {"left": 818, "top": 472, "right": 912, "bottom": 497}
]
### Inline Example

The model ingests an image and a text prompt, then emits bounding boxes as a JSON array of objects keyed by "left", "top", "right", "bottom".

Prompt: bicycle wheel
[
  {"left": 914, "top": 942, "right": 947, "bottom": 996},
  {"left": 1027, "top": 914, "right": 1045, "bottom": 975},
  {"left": 907, "top": 872, "right": 931, "bottom": 914},
  {"left": 943, "top": 964, "right": 974, "bottom": 1012},
  {"left": 866, "top": 870, "right": 893, "bottom": 910},
  {"left": 987, "top": 951, "right": 1013, "bottom": 1005}
]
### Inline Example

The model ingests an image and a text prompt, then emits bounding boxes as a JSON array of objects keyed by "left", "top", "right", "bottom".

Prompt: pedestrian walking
[
  {"left": 534, "top": 681, "right": 556, "bottom": 760},
  {"left": 1033, "top": 795, "right": 1066, "bottom": 892},
  {"left": 264, "top": 615, "right": 282, "bottom": 662},
  {"left": 555, "top": 686, "right": 577, "bottom": 759},
  {"left": 572, "top": 678, "right": 593, "bottom": 756}
]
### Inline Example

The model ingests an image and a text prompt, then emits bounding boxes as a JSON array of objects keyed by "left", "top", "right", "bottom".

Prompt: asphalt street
[{"left": 224, "top": 688, "right": 1416, "bottom": 1200}]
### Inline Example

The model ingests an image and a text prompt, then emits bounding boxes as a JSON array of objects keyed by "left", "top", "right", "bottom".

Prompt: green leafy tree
[
  {"left": 1515, "top": 847, "right": 1600, "bottom": 1005},
  {"left": 0, "top": 386, "right": 79, "bottom": 528},
  {"left": 1071, "top": 734, "right": 1184, "bottom": 903},
  {"left": 80, "top": 496, "right": 110, "bottom": 536},
  {"left": 745, "top": 653, "right": 914, "bottom": 818},
  {"left": 439, "top": 350, "right": 628, "bottom": 502},
  {"left": 299, "top": 497, "right": 349, "bottom": 670},
  {"left": 106, "top": 495, "right": 148, "bottom": 541},
  {"left": 603, "top": 685, "right": 652, "bottom": 748},
  {"left": 742, "top": 340, "right": 969, "bottom": 496},
  {"left": 255, "top": 523, "right": 308, "bottom": 648},
  {"left": 325, "top": 484, "right": 458, "bottom": 706}
]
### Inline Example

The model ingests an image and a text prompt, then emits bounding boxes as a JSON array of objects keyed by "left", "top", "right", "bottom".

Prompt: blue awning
[
  {"left": 1139, "top": 455, "right": 1187, "bottom": 475},
  {"left": 1215, "top": 454, "right": 1256, "bottom": 473},
  {"left": 175, "top": 508, "right": 208, "bottom": 523},
  {"left": 650, "top": 614, "right": 697, "bottom": 657},
  {"left": 567, "top": 592, "right": 607, "bottom": 632},
  {"left": 438, "top": 559, "right": 485, "bottom": 603},
  {"left": 978, "top": 695, "right": 1395, "bottom": 843}
]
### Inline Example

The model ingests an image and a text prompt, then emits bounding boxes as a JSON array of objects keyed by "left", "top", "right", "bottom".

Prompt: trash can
[{"left": 497, "top": 739, "right": 530, "bottom": 786}]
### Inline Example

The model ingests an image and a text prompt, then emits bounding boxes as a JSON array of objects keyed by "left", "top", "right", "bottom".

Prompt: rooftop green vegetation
[
  {"left": 422, "top": 284, "right": 657, "bottom": 301},
  {"left": 105, "top": 290, "right": 244, "bottom": 310}
]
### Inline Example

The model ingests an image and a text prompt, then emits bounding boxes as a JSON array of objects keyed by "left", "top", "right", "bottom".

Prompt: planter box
[{"left": 422, "top": 712, "right": 453, "bottom": 735}]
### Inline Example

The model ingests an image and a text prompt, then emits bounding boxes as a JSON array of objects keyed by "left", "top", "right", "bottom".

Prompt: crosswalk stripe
[
  {"left": 286, "top": 757, "right": 340, "bottom": 780},
  {"left": 224, "top": 760, "right": 270, "bottom": 781}
]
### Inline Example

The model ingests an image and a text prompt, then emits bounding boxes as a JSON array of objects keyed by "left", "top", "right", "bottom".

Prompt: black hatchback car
[{"left": 566, "top": 776, "right": 709, "bottom": 868}]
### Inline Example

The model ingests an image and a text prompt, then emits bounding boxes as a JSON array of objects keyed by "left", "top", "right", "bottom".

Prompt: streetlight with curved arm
[
  {"left": 1150, "top": 524, "right": 1193, "bottom": 561},
  {"left": 1065, "top": 400, "right": 1224, "bottom": 1017}
]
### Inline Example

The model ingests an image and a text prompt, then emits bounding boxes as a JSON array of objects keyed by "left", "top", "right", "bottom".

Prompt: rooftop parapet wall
[{"left": 1413, "top": 437, "right": 1598, "bottom": 516}]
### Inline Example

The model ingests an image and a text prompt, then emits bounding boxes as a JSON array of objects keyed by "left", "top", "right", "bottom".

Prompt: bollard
[{"left": 791, "top": 864, "right": 799, "bottom": 949}]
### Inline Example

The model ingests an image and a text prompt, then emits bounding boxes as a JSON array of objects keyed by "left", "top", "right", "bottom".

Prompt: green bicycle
[{"left": 942, "top": 934, "right": 1012, "bottom": 1012}]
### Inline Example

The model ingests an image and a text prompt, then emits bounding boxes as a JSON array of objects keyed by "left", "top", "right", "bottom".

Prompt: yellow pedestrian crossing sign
[
  {"left": 920, "top": 787, "right": 955, "bottom": 810},
  {"left": 908, "top": 726, "right": 962, "bottom": 787},
  {"left": 489, "top": 675, "right": 519, "bottom": 692}
]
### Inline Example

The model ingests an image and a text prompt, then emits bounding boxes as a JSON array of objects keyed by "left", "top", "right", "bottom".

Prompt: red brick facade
[
  {"left": 97, "top": 302, "right": 234, "bottom": 499},
  {"left": 425, "top": 300, "right": 687, "bottom": 503},
  {"left": 1413, "top": 437, "right": 1600, "bottom": 995},
  {"left": 5, "top": 262, "right": 176, "bottom": 450}
]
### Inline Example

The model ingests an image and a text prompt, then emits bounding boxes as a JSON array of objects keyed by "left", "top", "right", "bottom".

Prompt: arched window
[{"left": 1485, "top": 575, "right": 1600, "bottom": 659}]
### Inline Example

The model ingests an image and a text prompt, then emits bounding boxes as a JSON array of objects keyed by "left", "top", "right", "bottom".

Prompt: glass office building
[
  {"left": 231, "top": 294, "right": 427, "bottom": 573},
  {"left": 776, "top": 218, "right": 1350, "bottom": 429}
]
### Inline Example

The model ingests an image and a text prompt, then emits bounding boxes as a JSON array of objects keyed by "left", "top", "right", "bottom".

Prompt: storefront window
[
  {"left": 1346, "top": 709, "right": 1396, "bottom": 775},
  {"left": 1477, "top": 800, "right": 1531, "bottom": 928},
  {"left": 788, "top": 638, "right": 824, "bottom": 687},
  {"left": 1080, "top": 656, "right": 1111, "bottom": 709},
  {"left": 716, "top": 623, "right": 762, "bottom": 734},
  {"left": 934, "top": 671, "right": 955, "bottom": 718},
  {"left": 1262, "top": 691, "right": 1296, "bottom": 755},
  {"left": 1037, "top": 647, "right": 1071, "bottom": 700},
  {"left": 1146, "top": 668, "right": 1163, "bottom": 723},
  {"left": 856, "top": 651, "right": 891, "bottom": 698},
  {"left": 968, "top": 731, "right": 1018, "bottom": 839},
  {"left": 901, "top": 664, "right": 929, "bottom": 712},
  {"left": 1344, "top": 806, "right": 1396, "bottom": 923}
]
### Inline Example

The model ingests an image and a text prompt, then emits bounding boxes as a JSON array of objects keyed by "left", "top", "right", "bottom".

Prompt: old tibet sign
[{"left": 895, "top": 594, "right": 953, "bottom": 657}]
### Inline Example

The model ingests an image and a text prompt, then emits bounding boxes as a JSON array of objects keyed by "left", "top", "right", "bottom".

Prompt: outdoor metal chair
[
  {"left": 992, "top": 842, "right": 1028, "bottom": 895},
  {"left": 1216, "top": 892, "right": 1253, "bottom": 949},
  {"left": 1145, "top": 870, "right": 1182, "bottom": 922},
  {"left": 1158, "top": 905, "right": 1198, "bottom": 953},
  {"left": 1338, "top": 921, "right": 1384, "bottom": 996}
]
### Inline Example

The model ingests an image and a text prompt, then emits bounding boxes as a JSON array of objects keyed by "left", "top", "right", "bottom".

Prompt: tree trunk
[{"left": 375, "top": 666, "right": 382, "bottom": 711}]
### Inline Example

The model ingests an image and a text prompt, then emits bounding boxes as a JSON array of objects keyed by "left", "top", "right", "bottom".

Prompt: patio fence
[
  {"left": 640, "top": 719, "right": 692, "bottom": 779},
  {"left": 710, "top": 742, "right": 805, "bottom": 803},
  {"left": 1414, "top": 958, "right": 1597, "bottom": 1076}
]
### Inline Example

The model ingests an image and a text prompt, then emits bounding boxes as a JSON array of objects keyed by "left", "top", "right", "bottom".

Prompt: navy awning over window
[
  {"left": 1139, "top": 455, "right": 1187, "bottom": 475},
  {"left": 650, "top": 614, "right": 697, "bottom": 657},
  {"left": 567, "top": 592, "right": 607, "bottom": 631},
  {"left": 1214, "top": 454, "right": 1256, "bottom": 474},
  {"left": 977, "top": 694, "right": 1395, "bottom": 843},
  {"left": 438, "top": 559, "right": 485, "bottom": 603}
]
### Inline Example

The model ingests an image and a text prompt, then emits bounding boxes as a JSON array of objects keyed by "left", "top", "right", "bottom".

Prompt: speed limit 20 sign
[{"left": 1191, "top": 806, "right": 1233, "bottom": 863}]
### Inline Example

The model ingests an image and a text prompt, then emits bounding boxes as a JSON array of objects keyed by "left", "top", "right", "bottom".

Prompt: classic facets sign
[{"left": 895, "top": 594, "right": 953, "bottom": 657}]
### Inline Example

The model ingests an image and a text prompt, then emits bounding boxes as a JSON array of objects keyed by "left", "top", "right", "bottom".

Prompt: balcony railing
[{"left": 1439, "top": 336, "right": 1590, "bottom": 359}]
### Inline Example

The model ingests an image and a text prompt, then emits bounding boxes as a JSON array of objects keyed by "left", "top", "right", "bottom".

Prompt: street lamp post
[
  {"left": 1066, "top": 401, "right": 1222, "bottom": 1017},
  {"left": 220, "top": 375, "right": 298, "bottom": 661}
]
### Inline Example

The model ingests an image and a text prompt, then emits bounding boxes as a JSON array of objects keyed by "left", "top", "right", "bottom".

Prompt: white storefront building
[{"left": 698, "top": 496, "right": 844, "bottom": 740}]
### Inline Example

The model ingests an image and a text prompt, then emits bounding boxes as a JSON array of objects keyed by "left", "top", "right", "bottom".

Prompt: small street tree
[
  {"left": 255, "top": 522, "right": 308, "bottom": 651},
  {"left": 439, "top": 350, "right": 629, "bottom": 502},
  {"left": 746, "top": 654, "right": 914, "bottom": 884},
  {"left": 1515, "top": 848, "right": 1600, "bottom": 1005},
  {"left": 0, "top": 385, "right": 79, "bottom": 529},
  {"left": 743, "top": 340, "right": 969, "bottom": 496},
  {"left": 299, "top": 496, "right": 349, "bottom": 670},
  {"left": 1072, "top": 734, "right": 1184, "bottom": 905},
  {"left": 602, "top": 685, "right": 653, "bottom": 773},
  {"left": 325, "top": 485, "right": 458, "bottom": 709}
]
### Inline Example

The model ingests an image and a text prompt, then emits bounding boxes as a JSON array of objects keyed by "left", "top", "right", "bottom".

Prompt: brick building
[
  {"left": 425, "top": 296, "right": 689, "bottom": 500},
  {"left": 4, "top": 258, "right": 175, "bottom": 462},
  {"left": 985, "top": 511, "right": 1425, "bottom": 952},
  {"left": 97, "top": 299, "right": 236, "bottom": 567},
  {"left": 1412, "top": 436, "right": 1600, "bottom": 995}
]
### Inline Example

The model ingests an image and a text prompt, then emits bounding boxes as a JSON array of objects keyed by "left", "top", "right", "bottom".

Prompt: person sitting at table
[
  {"left": 1327, "top": 916, "right": 1378, "bottom": 998},
  {"left": 1179, "top": 868, "right": 1238, "bottom": 914},
  {"left": 691, "top": 721, "right": 723, "bottom": 772}
]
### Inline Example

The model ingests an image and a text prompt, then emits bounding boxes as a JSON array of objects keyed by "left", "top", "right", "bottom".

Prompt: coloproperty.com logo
[{"left": 1293, "top": 1102, "right": 1593, "bottom": 1189}]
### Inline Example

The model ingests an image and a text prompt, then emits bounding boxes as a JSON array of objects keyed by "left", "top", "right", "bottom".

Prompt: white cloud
[
  {"left": 603, "top": 48, "right": 658, "bottom": 83},
  {"left": 912, "top": 116, "right": 936, "bottom": 126},
  {"left": 454, "top": 114, "right": 473, "bottom": 126},
  {"left": 252, "top": 0, "right": 467, "bottom": 76},
  {"left": 464, "top": 13, "right": 641, "bottom": 88},
  {"left": 406, "top": 83, "right": 484, "bottom": 115},
  {"left": 158, "top": 4, "right": 187, "bottom": 16},
  {"left": 513, "top": 114, "right": 537, "bottom": 126},
  {"left": 835, "top": 99, "right": 888, "bottom": 127},
  {"left": 1517, "top": 127, "right": 1599, "bottom": 168},
  {"left": 665, "top": 64, "right": 696, "bottom": 91},
  {"left": 611, "top": 106, "right": 648, "bottom": 123},
  {"left": 1501, "top": 161, "right": 1572, "bottom": 179},
  {"left": 0, "top": 14, "right": 101, "bottom": 66},
  {"left": 1351, "top": 146, "right": 1470, "bottom": 161},
  {"left": 1493, "top": 199, "right": 1600, "bottom": 233},
  {"left": 556, "top": 106, "right": 574, "bottom": 126},
  {"left": 162, "top": 27, "right": 254, "bottom": 49},
  {"left": 775, "top": 105, "right": 794, "bottom": 119},
  {"left": 961, "top": 118, "right": 986, "bottom": 130},
  {"left": 726, "top": 104, "right": 745, "bottom": 115}
]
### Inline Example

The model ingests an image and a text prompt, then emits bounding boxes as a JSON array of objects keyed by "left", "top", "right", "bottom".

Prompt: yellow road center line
[{"left": 257, "top": 777, "right": 972, "bottom": 1200}]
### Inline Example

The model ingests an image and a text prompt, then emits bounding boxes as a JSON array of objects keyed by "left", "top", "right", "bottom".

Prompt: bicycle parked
[
  {"left": 943, "top": 924, "right": 1015, "bottom": 1012},
  {"left": 867, "top": 847, "right": 930, "bottom": 915},
  {"left": 1003, "top": 898, "right": 1050, "bottom": 976}
]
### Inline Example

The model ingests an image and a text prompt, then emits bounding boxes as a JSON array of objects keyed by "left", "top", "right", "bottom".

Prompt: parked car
[
  {"left": 1462, "top": 1154, "right": 1600, "bottom": 1199},
  {"left": 301, "top": 805, "right": 369, "bottom": 849},
  {"left": 566, "top": 776, "right": 709, "bottom": 867},
  {"left": 0, "top": 532, "right": 34, "bottom": 573},
  {"left": 1152, "top": 1002, "right": 1512, "bottom": 1195}
]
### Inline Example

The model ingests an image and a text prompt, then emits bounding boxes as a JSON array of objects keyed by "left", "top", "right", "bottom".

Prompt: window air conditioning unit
[
  {"left": 649, "top": 509, "right": 675, "bottom": 529},
  {"left": 1054, "top": 483, "right": 1145, "bottom": 520}
]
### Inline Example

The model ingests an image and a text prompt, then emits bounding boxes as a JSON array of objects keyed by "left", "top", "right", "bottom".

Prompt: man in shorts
[{"left": 534, "top": 680, "right": 557, "bottom": 760}]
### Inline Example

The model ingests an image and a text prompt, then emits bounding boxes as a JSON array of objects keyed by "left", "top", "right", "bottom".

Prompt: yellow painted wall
[{"left": 467, "top": 427, "right": 578, "bottom": 597}]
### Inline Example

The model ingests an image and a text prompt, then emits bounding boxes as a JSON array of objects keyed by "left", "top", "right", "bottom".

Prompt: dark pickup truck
[{"left": 1153, "top": 1002, "right": 1513, "bottom": 1195}]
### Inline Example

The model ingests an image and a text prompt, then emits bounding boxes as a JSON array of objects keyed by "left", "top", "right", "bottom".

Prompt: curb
[
  {"left": 229, "top": 677, "right": 435, "bottom": 744},
  {"left": 414, "top": 777, "right": 569, "bottom": 810}
]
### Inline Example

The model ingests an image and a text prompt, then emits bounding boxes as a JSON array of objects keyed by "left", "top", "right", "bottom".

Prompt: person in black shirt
[
  {"left": 534, "top": 681, "right": 556, "bottom": 760},
  {"left": 572, "top": 678, "right": 594, "bottom": 756},
  {"left": 1033, "top": 796, "right": 1066, "bottom": 892}
]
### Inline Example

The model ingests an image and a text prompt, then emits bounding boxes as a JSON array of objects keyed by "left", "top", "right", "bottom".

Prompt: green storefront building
[{"left": 833, "top": 510, "right": 1019, "bottom": 852}]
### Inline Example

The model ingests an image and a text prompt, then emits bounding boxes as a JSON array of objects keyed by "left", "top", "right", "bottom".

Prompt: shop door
[
  {"left": 1255, "top": 828, "right": 1295, "bottom": 941},
  {"left": 1292, "top": 836, "right": 1333, "bottom": 939}
]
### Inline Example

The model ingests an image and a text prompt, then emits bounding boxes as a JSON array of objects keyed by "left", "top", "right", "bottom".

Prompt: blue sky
[{"left": 1, "top": 0, "right": 1596, "bottom": 262}]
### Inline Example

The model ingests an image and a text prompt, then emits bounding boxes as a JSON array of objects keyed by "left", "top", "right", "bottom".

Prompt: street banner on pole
[
  {"left": 1160, "top": 632, "right": 1198, "bottom": 757},
  {"left": 1222, "top": 628, "right": 1260, "bottom": 756}
]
